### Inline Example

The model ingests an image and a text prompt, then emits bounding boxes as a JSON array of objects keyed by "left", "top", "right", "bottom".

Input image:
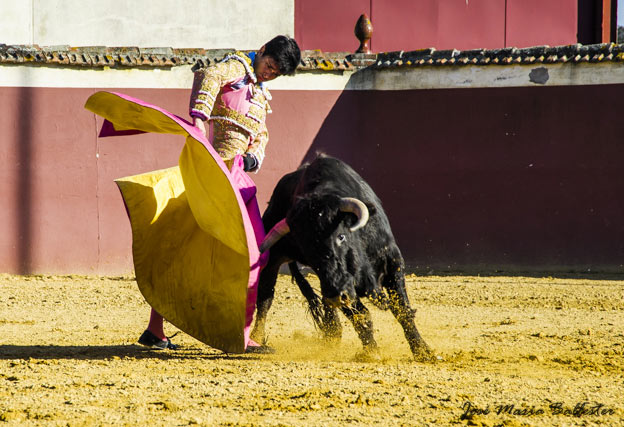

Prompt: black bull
[{"left": 251, "top": 154, "right": 433, "bottom": 360}]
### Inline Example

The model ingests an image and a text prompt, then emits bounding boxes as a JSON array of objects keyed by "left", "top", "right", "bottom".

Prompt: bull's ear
[{"left": 365, "top": 202, "right": 377, "bottom": 216}]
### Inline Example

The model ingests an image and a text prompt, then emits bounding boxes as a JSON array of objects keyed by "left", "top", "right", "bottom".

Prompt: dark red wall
[
  {"left": 273, "top": 84, "right": 624, "bottom": 272},
  {"left": 296, "top": 0, "right": 579, "bottom": 52},
  {"left": 0, "top": 88, "right": 186, "bottom": 274},
  {"left": 1, "top": 82, "right": 623, "bottom": 274},
  {"left": 506, "top": 0, "right": 578, "bottom": 48},
  {"left": 373, "top": 0, "right": 506, "bottom": 51},
  {"left": 295, "top": 0, "right": 370, "bottom": 53},
  {"left": 0, "top": 88, "right": 98, "bottom": 274}
]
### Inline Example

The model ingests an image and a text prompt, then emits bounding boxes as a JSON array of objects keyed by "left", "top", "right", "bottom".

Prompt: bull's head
[{"left": 260, "top": 194, "right": 374, "bottom": 307}]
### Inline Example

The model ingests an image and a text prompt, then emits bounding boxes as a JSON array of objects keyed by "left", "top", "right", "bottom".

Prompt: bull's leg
[
  {"left": 321, "top": 303, "right": 342, "bottom": 341},
  {"left": 386, "top": 288, "right": 432, "bottom": 358},
  {"left": 384, "top": 267, "right": 433, "bottom": 360},
  {"left": 250, "top": 259, "right": 281, "bottom": 345},
  {"left": 341, "top": 300, "right": 377, "bottom": 352},
  {"left": 289, "top": 262, "right": 342, "bottom": 340}
]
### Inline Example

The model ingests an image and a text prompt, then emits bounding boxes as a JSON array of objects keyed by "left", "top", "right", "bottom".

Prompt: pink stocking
[{"left": 146, "top": 308, "right": 166, "bottom": 340}]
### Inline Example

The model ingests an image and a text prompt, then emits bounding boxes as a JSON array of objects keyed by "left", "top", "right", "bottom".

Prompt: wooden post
[{"left": 602, "top": 0, "right": 618, "bottom": 43}]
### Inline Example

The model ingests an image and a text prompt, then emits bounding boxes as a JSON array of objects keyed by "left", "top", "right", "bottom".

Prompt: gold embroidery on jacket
[{"left": 189, "top": 51, "right": 271, "bottom": 171}]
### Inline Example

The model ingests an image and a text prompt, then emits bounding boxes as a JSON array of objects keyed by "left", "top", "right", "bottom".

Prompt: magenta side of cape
[
  {"left": 99, "top": 119, "right": 147, "bottom": 137},
  {"left": 229, "top": 156, "right": 269, "bottom": 346},
  {"left": 93, "top": 91, "right": 265, "bottom": 349}
]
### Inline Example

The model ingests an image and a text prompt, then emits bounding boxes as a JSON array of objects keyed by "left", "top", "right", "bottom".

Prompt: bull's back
[
  {"left": 265, "top": 155, "right": 396, "bottom": 245},
  {"left": 307, "top": 156, "right": 400, "bottom": 249},
  {"left": 298, "top": 156, "right": 380, "bottom": 203}
]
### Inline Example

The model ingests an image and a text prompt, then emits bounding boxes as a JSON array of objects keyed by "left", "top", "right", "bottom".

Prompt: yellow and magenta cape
[{"left": 85, "top": 91, "right": 266, "bottom": 353}]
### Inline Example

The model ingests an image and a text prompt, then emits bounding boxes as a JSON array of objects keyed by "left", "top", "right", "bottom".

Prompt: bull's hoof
[
  {"left": 353, "top": 347, "right": 382, "bottom": 363},
  {"left": 411, "top": 344, "right": 437, "bottom": 363}
]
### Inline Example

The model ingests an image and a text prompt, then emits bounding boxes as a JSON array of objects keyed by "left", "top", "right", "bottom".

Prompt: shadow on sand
[{"left": 0, "top": 345, "right": 256, "bottom": 361}]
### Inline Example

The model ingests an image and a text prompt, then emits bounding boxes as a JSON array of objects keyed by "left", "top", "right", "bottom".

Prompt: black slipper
[{"left": 138, "top": 330, "right": 178, "bottom": 350}]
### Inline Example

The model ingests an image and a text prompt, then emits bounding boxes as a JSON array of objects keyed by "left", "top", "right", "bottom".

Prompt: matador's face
[{"left": 254, "top": 46, "right": 281, "bottom": 83}]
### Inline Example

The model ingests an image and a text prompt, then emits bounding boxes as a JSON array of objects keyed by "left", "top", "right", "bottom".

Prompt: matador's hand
[{"left": 193, "top": 117, "right": 206, "bottom": 137}]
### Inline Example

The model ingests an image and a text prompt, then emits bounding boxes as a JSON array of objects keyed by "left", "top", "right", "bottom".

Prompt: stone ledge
[{"left": 1, "top": 43, "right": 623, "bottom": 71}]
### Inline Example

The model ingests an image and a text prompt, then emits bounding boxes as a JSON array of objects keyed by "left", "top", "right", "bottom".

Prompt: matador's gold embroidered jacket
[{"left": 189, "top": 52, "right": 272, "bottom": 172}]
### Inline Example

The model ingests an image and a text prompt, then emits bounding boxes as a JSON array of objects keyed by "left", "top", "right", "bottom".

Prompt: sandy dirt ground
[{"left": 0, "top": 272, "right": 622, "bottom": 426}]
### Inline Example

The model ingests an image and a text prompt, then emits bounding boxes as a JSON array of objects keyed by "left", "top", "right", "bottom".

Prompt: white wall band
[{"left": 2, "top": 62, "right": 624, "bottom": 90}]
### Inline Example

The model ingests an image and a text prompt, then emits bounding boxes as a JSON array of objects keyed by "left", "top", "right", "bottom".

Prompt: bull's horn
[
  {"left": 259, "top": 219, "right": 290, "bottom": 253},
  {"left": 339, "top": 197, "right": 369, "bottom": 232}
]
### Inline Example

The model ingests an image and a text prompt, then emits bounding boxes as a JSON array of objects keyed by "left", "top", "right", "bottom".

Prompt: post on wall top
[{"left": 355, "top": 13, "right": 373, "bottom": 53}]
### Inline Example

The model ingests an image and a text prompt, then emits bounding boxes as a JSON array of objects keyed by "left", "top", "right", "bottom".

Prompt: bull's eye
[{"left": 337, "top": 234, "right": 346, "bottom": 245}]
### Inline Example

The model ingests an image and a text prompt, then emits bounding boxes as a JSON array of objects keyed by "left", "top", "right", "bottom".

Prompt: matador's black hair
[{"left": 263, "top": 35, "right": 301, "bottom": 76}]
